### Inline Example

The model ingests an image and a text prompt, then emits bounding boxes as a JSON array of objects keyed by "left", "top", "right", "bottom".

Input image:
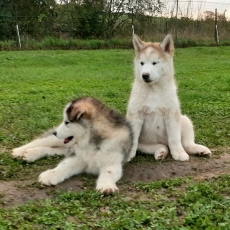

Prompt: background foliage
[{"left": 0, "top": 0, "right": 229, "bottom": 44}]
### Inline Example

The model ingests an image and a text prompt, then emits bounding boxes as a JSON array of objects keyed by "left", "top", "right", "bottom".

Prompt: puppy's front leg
[
  {"left": 126, "top": 114, "right": 143, "bottom": 161},
  {"left": 39, "top": 155, "right": 86, "bottom": 186},
  {"left": 164, "top": 111, "right": 189, "bottom": 161},
  {"left": 96, "top": 164, "right": 122, "bottom": 194}
]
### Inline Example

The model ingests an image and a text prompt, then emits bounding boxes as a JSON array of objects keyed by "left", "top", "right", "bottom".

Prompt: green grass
[
  {"left": 0, "top": 47, "right": 229, "bottom": 228},
  {"left": 1, "top": 37, "right": 230, "bottom": 51},
  {"left": 0, "top": 176, "right": 230, "bottom": 229},
  {"left": 0, "top": 49, "right": 132, "bottom": 148},
  {"left": 0, "top": 37, "right": 134, "bottom": 51},
  {"left": 175, "top": 47, "right": 230, "bottom": 146},
  {"left": 0, "top": 48, "right": 229, "bottom": 148}
]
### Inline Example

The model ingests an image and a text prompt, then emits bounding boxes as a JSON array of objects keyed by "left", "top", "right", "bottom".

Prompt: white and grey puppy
[
  {"left": 12, "top": 97, "right": 133, "bottom": 194},
  {"left": 126, "top": 34, "right": 211, "bottom": 162}
]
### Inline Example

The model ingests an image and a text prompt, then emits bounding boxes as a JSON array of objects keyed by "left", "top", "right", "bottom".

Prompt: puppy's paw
[
  {"left": 171, "top": 149, "right": 189, "bottom": 161},
  {"left": 127, "top": 156, "right": 133, "bottom": 162},
  {"left": 195, "top": 145, "right": 212, "bottom": 157},
  {"left": 127, "top": 150, "right": 136, "bottom": 162},
  {"left": 39, "top": 169, "right": 64, "bottom": 186},
  {"left": 12, "top": 148, "right": 26, "bottom": 158},
  {"left": 22, "top": 148, "right": 43, "bottom": 162},
  {"left": 155, "top": 146, "right": 169, "bottom": 160},
  {"left": 96, "top": 182, "right": 119, "bottom": 194}
]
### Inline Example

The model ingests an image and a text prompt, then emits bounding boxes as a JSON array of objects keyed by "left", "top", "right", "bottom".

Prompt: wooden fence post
[
  {"left": 175, "top": 0, "right": 179, "bottom": 41},
  {"left": 214, "top": 8, "right": 220, "bottom": 45}
]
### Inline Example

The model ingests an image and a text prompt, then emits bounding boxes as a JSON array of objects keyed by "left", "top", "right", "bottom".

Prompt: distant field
[{"left": 0, "top": 47, "right": 229, "bottom": 229}]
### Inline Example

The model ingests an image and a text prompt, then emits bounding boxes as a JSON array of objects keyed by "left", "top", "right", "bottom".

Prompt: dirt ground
[{"left": 0, "top": 148, "right": 229, "bottom": 207}]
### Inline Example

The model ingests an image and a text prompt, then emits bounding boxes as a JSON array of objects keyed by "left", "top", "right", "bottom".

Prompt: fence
[{"left": 0, "top": 0, "right": 230, "bottom": 47}]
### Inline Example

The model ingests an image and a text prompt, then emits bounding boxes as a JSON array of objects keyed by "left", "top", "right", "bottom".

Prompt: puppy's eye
[
  {"left": 65, "top": 121, "right": 70, "bottom": 125},
  {"left": 152, "top": 62, "right": 158, "bottom": 65},
  {"left": 140, "top": 62, "right": 144, "bottom": 66}
]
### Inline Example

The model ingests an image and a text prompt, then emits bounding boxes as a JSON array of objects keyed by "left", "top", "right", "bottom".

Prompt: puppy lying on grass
[{"left": 12, "top": 97, "right": 134, "bottom": 194}]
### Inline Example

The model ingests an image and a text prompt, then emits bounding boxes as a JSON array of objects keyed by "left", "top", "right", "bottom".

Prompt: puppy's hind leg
[
  {"left": 12, "top": 134, "right": 65, "bottom": 158},
  {"left": 138, "top": 143, "right": 169, "bottom": 160},
  {"left": 181, "top": 115, "right": 211, "bottom": 157},
  {"left": 96, "top": 164, "right": 122, "bottom": 194},
  {"left": 23, "top": 147, "right": 74, "bottom": 162}
]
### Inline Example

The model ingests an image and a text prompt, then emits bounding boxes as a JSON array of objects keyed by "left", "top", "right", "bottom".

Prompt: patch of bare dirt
[
  {"left": 0, "top": 179, "right": 85, "bottom": 207},
  {"left": 123, "top": 152, "right": 230, "bottom": 182},
  {"left": 0, "top": 149, "right": 229, "bottom": 207}
]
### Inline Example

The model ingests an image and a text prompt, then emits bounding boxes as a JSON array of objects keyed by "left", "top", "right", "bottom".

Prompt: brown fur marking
[{"left": 66, "top": 98, "right": 133, "bottom": 147}]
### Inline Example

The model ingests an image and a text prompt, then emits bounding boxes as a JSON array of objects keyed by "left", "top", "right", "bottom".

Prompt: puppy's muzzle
[{"left": 142, "top": 73, "right": 151, "bottom": 83}]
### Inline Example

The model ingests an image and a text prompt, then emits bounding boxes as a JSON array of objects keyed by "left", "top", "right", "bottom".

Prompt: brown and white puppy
[{"left": 12, "top": 97, "right": 133, "bottom": 194}]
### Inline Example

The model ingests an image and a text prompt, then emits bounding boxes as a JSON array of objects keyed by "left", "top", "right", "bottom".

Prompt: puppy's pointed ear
[
  {"left": 160, "top": 34, "right": 174, "bottom": 56},
  {"left": 67, "top": 104, "right": 86, "bottom": 121},
  {"left": 133, "top": 34, "right": 144, "bottom": 53},
  {"left": 76, "top": 110, "right": 86, "bottom": 120}
]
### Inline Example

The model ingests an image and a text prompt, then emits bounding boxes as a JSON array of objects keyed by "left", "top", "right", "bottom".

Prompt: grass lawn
[{"left": 0, "top": 47, "right": 229, "bottom": 229}]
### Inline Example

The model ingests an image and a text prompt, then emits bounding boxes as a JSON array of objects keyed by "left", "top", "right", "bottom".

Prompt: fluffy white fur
[
  {"left": 12, "top": 98, "right": 133, "bottom": 194},
  {"left": 126, "top": 34, "right": 211, "bottom": 162}
]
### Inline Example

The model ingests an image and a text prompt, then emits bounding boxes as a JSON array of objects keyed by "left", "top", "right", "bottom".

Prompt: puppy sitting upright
[
  {"left": 12, "top": 97, "right": 133, "bottom": 194},
  {"left": 126, "top": 34, "right": 211, "bottom": 162}
]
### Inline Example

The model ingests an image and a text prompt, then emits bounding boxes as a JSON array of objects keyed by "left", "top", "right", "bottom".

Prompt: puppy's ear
[
  {"left": 76, "top": 110, "right": 86, "bottom": 120},
  {"left": 133, "top": 34, "right": 144, "bottom": 53},
  {"left": 67, "top": 104, "right": 86, "bottom": 121},
  {"left": 160, "top": 34, "right": 174, "bottom": 56}
]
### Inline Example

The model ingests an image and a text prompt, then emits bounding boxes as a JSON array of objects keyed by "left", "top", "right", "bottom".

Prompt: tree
[
  {"left": 204, "top": 11, "right": 214, "bottom": 20},
  {"left": 1, "top": 0, "right": 58, "bottom": 40},
  {"left": 74, "top": 0, "right": 104, "bottom": 38},
  {"left": 0, "top": 0, "right": 13, "bottom": 40},
  {"left": 70, "top": 0, "right": 164, "bottom": 39},
  {"left": 101, "top": 0, "right": 164, "bottom": 39}
]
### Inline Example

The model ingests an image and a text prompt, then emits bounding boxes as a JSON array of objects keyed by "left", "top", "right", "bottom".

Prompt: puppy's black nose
[
  {"left": 53, "top": 131, "right": 57, "bottom": 136},
  {"left": 142, "top": 73, "right": 149, "bottom": 80}
]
